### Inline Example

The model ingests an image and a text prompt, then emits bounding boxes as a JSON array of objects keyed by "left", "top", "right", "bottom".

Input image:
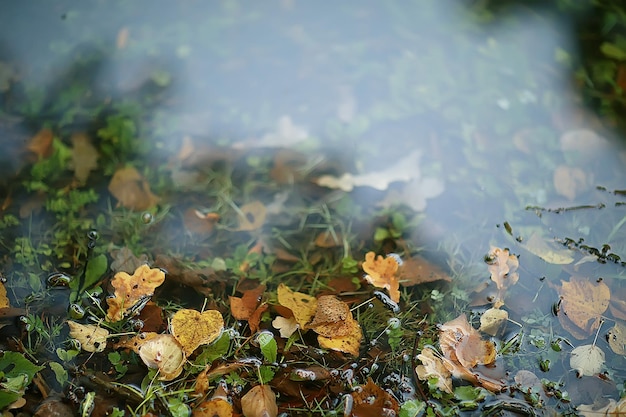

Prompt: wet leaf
[
  {"left": 67, "top": 322, "right": 109, "bottom": 353},
  {"left": 578, "top": 397, "right": 626, "bottom": 417},
  {"left": 27, "top": 128, "right": 53, "bottom": 159},
  {"left": 108, "top": 166, "right": 160, "bottom": 211},
  {"left": 229, "top": 285, "right": 265, "bottom": 321},
  {"left": 241, "top": 384, "right": 278, "bottom": 417},
  {"left": 183, "top": 208, "right": 219, "bottom": 235},
  {"left": 479, "top": 307, "right": 508, "bottom": 336},
  {"left": 558, "top": 277, "right": 609, "bottom": 339},
  {"left": 235, "top": 201, "right": 267, "bottom": 231},
  {"left": 570, "top": 344, "right": 605, "bottom": 377},
  {"left": 398, "top": 255, "right": 451, "bottom": 286},
  {"left": 110, "top": 246, "right": 149, "bottom": 273},
  {"left": 272, "top": 315, "right": 299, "bottom": 338},
  {"left": 350, "top": 378, "right": 399, "bottom": 416},
  {"left": 70, "top": 133, "right": 98, "bottom": 184},
  {"left": 553, "top": 165, "right": 589, "bottom": 201},
  {"left": 415, "top": 347, "right": 453, "bottom": 394},
  {"left": 317, "top": 317, "right": 362, "bottom": 356},
  {"left": 607, "top": 321, "right": 626, "bottom": 355},
  {"left": 362, "top": 251, "right": 400, "bottom": 303},
  {"left": 440, "top": 314, "right": 496, "bottom": 369},
  {"left": 560, "top": 129, "right": 611, "bottom": 155},
  {"left": 170, "top": 309, "right": 224, "bottom": 355},
  {"left": 192, "top": 398, "right": 233, "bottom": 417},
  {"left": 137, "top": 333, "right": 186, "bottom": 381},
  {"left": 0, "top": 281, "right": 9, "bottom": 309},
  {"left": 309, "top": 295, "right": 353, "bottom": 337},
  {"left": 106, "top": 265, "right": 165, "bottom": 322},
  {"left": 276, "top": 283, "right": 317, "bottom": 329},
  {"left": 523, "top": 233, "right": 574, "bottom": 265},
  {"left": 486, "top": 247, "right": 519, "bottom": 292}
]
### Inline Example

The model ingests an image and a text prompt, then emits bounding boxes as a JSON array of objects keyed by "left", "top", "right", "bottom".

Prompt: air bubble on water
[{"left": 141, "top": 212, "right": 154, "bottom": 224}]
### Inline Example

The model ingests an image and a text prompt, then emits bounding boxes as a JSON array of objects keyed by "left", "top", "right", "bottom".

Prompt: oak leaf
[
  {"left": 170, "top": 309, "right": 224, "bottom": 355},
  {"left": 67, "top": 321, "right": 109, "bottom": 353},
  {"left": 106, "top": 265, "right": 165, "bottom": 322},
  {"left": 137, "top": 333, "right": 186, "bottom": 381},
  {"left": 558, "top": 277, "right": 609, "bottom": 339},
  {"left": 415, "top": 347, "right": 453, "bottom": 394},
  {"left": 362, "top": 251, "right": 400, "bottom": 303},
  {"left": 108, "top": 166, "right": 160, "bottom": 211},
  {"left": 276, "top": 283, "right": 317, "bottom": 329},
  {"left": 486, "top": 247, "right": 519, "bottom": 291},
  {"left": 241, "top": 384, "right": 278, "bottom": 417}
]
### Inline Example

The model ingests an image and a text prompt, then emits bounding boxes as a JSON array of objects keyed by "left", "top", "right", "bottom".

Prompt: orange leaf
[
  {"left": 229, "top": 285, "right": 266, "bottom": 321},
  {"left": 247, "top": 303, "right": 268, "bottom": 334},
  {"left": 106, "top": 265, "right": 165, "bottom": 322},
  {"left": 170, "top": 309, "right": 224, "bottom": 355},
  {"left": 27, "top": 128, "right": 53, "bottom": 159},
  {"left": 486, "top": 247, "right": 519, "bottom": 293},
  {"left": 314, "top": 231, "right": 343, "bottom": 248},
  {"left": 398, "top": 255, "right": 451, "bottom": 286},
  {"left": 350, "top": 378, "right": 399, "bottom": 416},
  {"left": 108, "top": 166, "right": 160, "bottom": 211},
  {"left": 241, "top": 385, "right": 278, "bottom": 417},
  {"left": 192, "top": 399, "right": 233, "bottom": 417},
  {"left": 362, "top": 252, "right": 400, "bottom": 302},
  {"left": 558, "top": 277, "right": 610, "bottom": 339}
]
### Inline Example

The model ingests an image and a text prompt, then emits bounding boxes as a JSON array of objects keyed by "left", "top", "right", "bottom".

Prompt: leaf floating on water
[
  {"left": 415, "top": 347, "right": 453, "bottom": 394},
  {"left": 486, "top": 247, "right": 519, "bottom": 292},
  {"left": 67, "top": 321, "right": 109, "bottom": 353},
  {"left": 523, "top": 232, "right": 574, "bottom": 265},
  {"left": 479, "top": 307, "right": 508, "bottom": 336},
  {"left": 106, "top": 265, "right": 165, "bottom": 322},
  {"left": 170, "top": 309, "right": 224, "bottom": 355},
  {"left": 137, "top": 333, "right": 186, "bottom": 381},
  {"left": 241, "top": 384, "right": 278, "bottom": 417},
  {"left": 26, "top": 128, "right": 54, "bottom": 159},
  {"left": 362, "top": 251, "right": 400, "bottom": 303},
  {"left": 108, "top": 166, "right": 160, "bottom": 211},
  {"left": 557, "top": 277, "right": 609, "bottom": 339},
  {"left": 570, "top": 344, "right": 605, "bottom": 377},
  {"left": 440, "top": 314, "right": 496, "bottom": 369},
  {"left": 398, "top": 255, "right": 451, "bottom": 286},
  {"left": 578, "top": 397, "right": 626, "bottom": 417},
  {"left": 553, "top": 165, "right": 590, "bottom": 201},
  {"left": 607, "top": 321, "right": 626, "bottom": 355}
]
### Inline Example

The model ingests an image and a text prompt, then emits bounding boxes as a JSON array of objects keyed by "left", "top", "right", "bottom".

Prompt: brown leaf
[
  {"left": 108, "top": 166, "right": 160, "bottom": 211},
  {"left": 193, "top": 399, "right": 233, "bottom": 417},
  {"left": 110, "top": 246, "right": 149, "bottom": 273},
  {"left": 314, "top": 231, "right": 343, "bottom": 248},
  {"left": 350, "top": 378, "right": 399, "bottom": 417},
  {"left": 415, "top": 347, "right": 453, "bottom": 394},
  {"left": 241, "top": 385, "right": 278, "bottom": 417},
  {"left": 553, "top": 165, "right": 589, "bottom": 201},
  {"left": 558, "top": 276, "right": 610, "bottom": 339},
  {"left": 235, "top": 201, "right": 267, "bottom": 231},
  {"left": 183, "top": 208, "right": 219, "bottom": 235},
  {"left": 27, "top": 128, "right": 53, "bottom": 159},
  {"left": 230, "top": 285, "right": 266, "bottom": 321},
  {"left": 362, "top": 252, "right": 400, "bottom": 302},
  {"left": 486, "top": 247, "right": 519, "bottom": 300},
  {"left": 398, "top": 255, "right": 451, "bottom": 286},
  {"left": 70, "top": 132, "right": 98, "bottom": 184},
  {"left": 607, "top": 321, "right": 626, "bottom": 356},
  {"left": 440, "top": 314, "right": 496, "bottom": 368},
  {"left": 106, "top": 265, "right": 165, "bottom": 322},
  {"left": 309, "top": 295, "right": 352, "bottom": 337}
]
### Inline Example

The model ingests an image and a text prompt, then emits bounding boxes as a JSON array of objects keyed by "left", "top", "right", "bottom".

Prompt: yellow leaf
[
  {"left": 317, "top": 318, "right": 362, "bottom": 356},
  {"left": 241, "top": 385, "right": 278, "bottom": 417},
  {"left": 67, "top": 321, "right": 109, "bottom": 353},
  {"left": 276, "top": 283, "right": 317, "bottom": 329},
  {"left": 108, "top": 166, "right": 160, "bottom": 211},
  {"left": 193, "top": 398, "right": 233, "bottom": 417},
  {"left": 362, "top": 252, "right": 400, "bottom": 303},
  {"left": 440, "top": 314, "right": 496, "bottom": 368},
  {"left": 524, "top": 233, "right": 573, "bottom": 265},
  {"left": 137, "top": 333, "right": 186, "bottom": 381},
  {"left": 309, "top": 295, "right": 353, "bottom": 338},
  {"left": 106, "top": 265, "right": 166, "bottom": 322},
  {"left": 479, "top": 307, "right": 508, "bottom": 336},
  {"left": 558, "top": 277, "right": 610, "bottom": 339},
  {"left": 235, "top": 201, "right": 267, "bottom": 231},
  {"left": 170, "top": 309, "right": 224, "bottom": 355},
  {"left": 0, "top": 281, "right": 9, "bottom": 309},
  {"left": 416, "top": 347, "right": 453, "bottom": 394}
]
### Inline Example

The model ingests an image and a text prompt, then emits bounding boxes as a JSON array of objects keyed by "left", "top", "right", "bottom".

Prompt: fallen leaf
[
  {"left": 316, "top": 317, "right": 362, "bottom": 356},
  {"left": 570, "top": 344, "right": 605, "bottom": 377},
  {"left": 362, "top": 251, "right": 400, "bottom": 303},
  {"left": 309, "top": 295, "right": 353, "bottom": 337},
  {"left": 183, "top": 208, "right": 219, "bottom": 235},
  {"left": 314, "top": 150, "right": 422, "bottom": 192},
  {"left": 479, "top": 307, "right": 508, "bottom": 336},
  {"left": 0, "top": 281, "right": 9, "bottom": 308},
  {"left": 106, "top": 265, "right": 166, "bottom": 322},
  {"left": 241, "top": 384, "right": 278, "bottom": 417},
  {"left": 398, "top": 255, "right": 451, "bottom": 286},
  {"left": 523, "top": 233, "right": 574, "bottom": 265},
  {"left": 247, "top": 303, "right": 268, "bottom": 334},
  {"left": 192, "top": 398, "right": 233, "bottom": 417},
  {"left": 272, "top": 316, "right": 299, "bottom": 339},
  {"left": 108, "top": 166, "right": 160, "bottom": 211},
  {"left": 558, "top": 277, "right": 610, "bottom": 339},
  {"left": 578, "top": 397, "right": 626, "bottom": 417},
  {"left": 415, "top": 347, "right": 453, "bottom": 394},
  {"left": 276, "top": 283, "right": 317, "bottom": 329},
  {"left": 230, "top": 285, "right": 266, "bottom": 321},
  {"left": 440, "top": 314, "right": 496, "bottom": 369},
  {"left": 137, "top": 333, "right": 186, "bottom": 381},
  {"left": 560, "top": 129, "right": 611, "bottom": 156},
  {"left": 376, "top": 176, "right": 445, "bottom": 212},
  {"left": 26, "top": 128, "right": 53, "bottom": 159},
  {"left": 70, "top": 133, "right": 98, "bottom": 184},
  {"left": 170, "top": 309, "right": 224, "bottom": 355},
  {"left": 609, "top": 287, "right": 626, "bottom": 321},
  {"left": 553, "top": 165, "right": 589, "bottom": 201},
  {"left": 314, "top": 231, "right": 343, "bottom": 248},
  {"left": 350, "top": 378, "right": 399, "bottom": 416},
  {"left": 486, "top": 247, "right": 519, "bottom": 292},
  {"left": 67, "top": 321, "right": 109, "bottom": 353},
  {"left": 110, "top": 246, "right": 149, "bottom": 273},
  {"left": 607, "top": 321, "right": 626, "bottom": 355},
  {"left": 235, "top": 201, "right": 267, "bottom": 231}
]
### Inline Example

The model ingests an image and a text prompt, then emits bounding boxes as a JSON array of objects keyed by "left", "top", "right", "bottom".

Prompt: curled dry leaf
[
  {"left": 67, "top": 321, "right": 109, "bottom": 353},
  {"left": 607, "top": 321, "right": 626, "bottom": 356},
  {"left": 241, "top": 384, "right": 278, "bottom": 417},
  {"left": 229, "top": 285, "right": 265, "bottom": 321},
  {"left": 276, "top": 283, "right": 317, "bottom": 329},
  {"left": 108, "top": 166, "right": 160, "bottom": 211},
  {"left": 362, "top": 251, "right": 400, "bottom": 303},
  {"left": 170, "top": 309, "right": 224, "bottom": 355},
  {"left": 479, "top": 307, "right": 508, "bottom": 336},
  {"left": 440, "top": 314, "right": 496, "bottom": 369},
  {"left": 415, "top": 347, "right": 453, "bottom": 394},
  {"left": 558, "top": 277, "right": 610, "bottom": 339},
  {"left": 137, "top": 333, "right": 186, "bottom": 381},
  {"left": 235, "top": 201, "right": 267, "bottom": 231},
  {"left": 106, "top": 265, "right": 166, "bottom": 322},
  {"left": 570, "top": 344, "right": 605, "bottom": 377},
  {"left": 553, "top": 165, "right": 590, "bottom": 201}
]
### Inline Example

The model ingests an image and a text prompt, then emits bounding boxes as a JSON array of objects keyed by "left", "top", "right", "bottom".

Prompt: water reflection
[{"left": 1, "top": 0, "right": 626, "bottom": 414}]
